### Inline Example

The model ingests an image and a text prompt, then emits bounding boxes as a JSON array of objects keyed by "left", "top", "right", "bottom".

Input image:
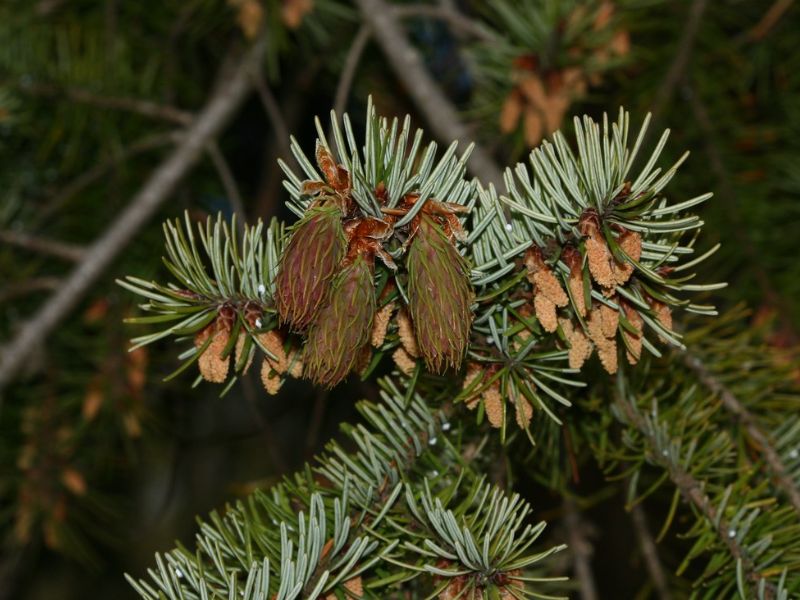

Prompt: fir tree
[{"left": 1, "top": 1, "right": 798, "bottom": 599}]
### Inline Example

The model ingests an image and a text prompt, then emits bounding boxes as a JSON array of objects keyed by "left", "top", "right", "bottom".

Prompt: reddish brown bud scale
[
  {"left": 407, "top": 215, "right": 474, "bottom": 373},
  {"left": 275, "top": 204, "right": 347, "bottom": 330},
  {"left": 304, "top": 256, "right": 376, "bottom": 388}
]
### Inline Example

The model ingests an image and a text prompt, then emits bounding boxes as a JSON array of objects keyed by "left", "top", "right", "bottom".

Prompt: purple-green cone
[
  {"left": 304, "top": 255, "right": 375, "bottom": 387},
  {"left": 407, "top": 215, "right": 473, "bottom": 373},
  {"left": 275, "top": 203, "right": 347, "bottom": 330}
]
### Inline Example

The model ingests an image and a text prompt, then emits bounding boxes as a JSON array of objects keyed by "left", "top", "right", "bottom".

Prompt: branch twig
[
  {"left": 19, "top": 82, "right": 193, "bottom": 125},
  {"left": 36, "top": 131, "right": 180, "bottom": 225},
  {"left": 742, "top": 0, "right": 794, "bottom": 42},
  {"left": 649, "top": 0, "right": 708, "bottom": 126},
  {"left": 630, "top": 502, "right": 672, "bottom": 600},
  {"left": 334, "top": 25, "right": 372, "bottom": 119},
  {"left": 392, "top": 4, "right": 498, "bottom": 43},
  {"left": 354, "top": 0, "right": 504, "bottom": 189},
  {"left": 614, "top": 388, "right": 777, "bottom": 599},
  {"left": 207, "top": 141, "right": 247, "bottom": 226},
  {"left": 684, "top": 353, "right": 800, "bottom": 515},
  {"left": 0, "top": 278, "right": 61, "bottom": 303},
  {"left": 563, "top": 496, "right": 598, "bottom": 600},
  {"left": 0, "top": 38, "right": 268, "bottom": 396},
  {"left": 0, "top": 230, "right": 86, "bottom": 262},
  {"left": 251, "top": 68, "right": 291, "bottom": 161}
]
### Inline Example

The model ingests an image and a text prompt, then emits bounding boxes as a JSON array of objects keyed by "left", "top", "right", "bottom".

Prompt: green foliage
[{"left": 126, "top": 378, "right": 567, "bottom": 599}]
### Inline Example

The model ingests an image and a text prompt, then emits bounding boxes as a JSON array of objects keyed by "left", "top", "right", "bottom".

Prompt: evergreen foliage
[{"left": 1, "top": 1, "right": 798, "bottom": 599}]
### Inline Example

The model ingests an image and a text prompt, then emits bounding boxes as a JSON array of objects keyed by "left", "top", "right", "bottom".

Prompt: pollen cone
[
  {"left": 275, "top": 202, "right": 346, "bottom": 330},
  {"left": 407, "top": 215, "right": 473, "bottom": 373},
  {"left": 304, "top": 255, "right": 375, "bottom": 387}
]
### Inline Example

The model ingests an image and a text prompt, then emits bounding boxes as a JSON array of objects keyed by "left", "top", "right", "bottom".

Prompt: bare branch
[
  {"left": 392, "top": 4, "right": 498, "bottom": 43},
  {"left": 36, "top": 131, "right": 180, "bottom": 224},
  {"left": 743, "top": 0, "right": 794, "bottom": 42},
  {"left": 630, "top": 502, "right": 672, "bottom": 600},
  {"left": 334, "top": 25, "right": 372, "bottom": 119},
  {"left": 251, "top": 68, "right": 291, "bottom": 161},
  {"left": 649, "top": 0, "right": 708, "bottom": 126},
  {"left": 0, "top": 38, "right": 268, "bottom": 395},
  {"left": 684, "top": 352, "right": 800, "bottom": 515},
  {"left": 0, "top": 278, "right": 61, "bottom": 303},
  {"left": 207, "top": 141, "right": 247, "bottom": 226},
  {"left": 354, "top": 0, "right": 504, "bottom": 189},
  {"left": 563, "top": 496, "right": 598, "bottom": 600},
  {"left": 0, "top": 230, "right": 86, "bottom": 262},
  {"left": 19, "top": 82, "right": 193, "bottom": 125}
]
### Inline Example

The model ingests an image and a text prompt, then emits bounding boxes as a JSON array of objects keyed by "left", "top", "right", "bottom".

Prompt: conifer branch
[
  {"left": 684, "top": 352, "right": 800, "bottom": 516},
  {"left": 128, "top": 379, "right": 568, "bottom": 598},
  {"left": 613, "top": 381, "right": 781, "bottom": 599},
  {"left": 353, "top": 0, "right": 505, "bottom": 189},
  {"left": 0, "top": 37, "right": 268, "bottom": 394}
]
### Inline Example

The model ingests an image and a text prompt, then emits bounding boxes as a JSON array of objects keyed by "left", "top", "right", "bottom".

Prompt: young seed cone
[
  {"left": 304, "top": 256, "right": 376, "bottom": 388},
  {"left": 407, "top": 215, "right": 473, "bottom": 373},
  {"left": 275, "top": 203, "right": 346, "bottom": 330}
]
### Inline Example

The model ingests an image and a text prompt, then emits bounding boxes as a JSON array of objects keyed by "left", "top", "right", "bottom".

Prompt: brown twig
[
  {"left": 0, "top": 230, "right": 86, "bottom": 262},
  {"left": 743, "top": 0, "right": 794, "bottom": 42},
  {"left": 649, "top": 0, "right": 709, "bottom": 127},
  {"left": 354, "top": 0, "right": 504, "bottom": 189},
  {"left": 207, "top": 141, "right": 247, "bottom": 226},
  {"left": 614, "top": 388, "right": 777, "bottom": 598},
  {"left": 251, "top": 68, "right": 291, "bottom": 161},
  {"left": 630, "top": 502, "right": 672, "bottom": 600},
  {"left": 0, "top": 37, "right": 268, "bottom": 396},
  {"left": 334, "top": 25, "right": 372, "bottom": 120},
  {"left": 563, "top": 496, "right": 598, "bottom": 600},
  {"left": 684, "top": 353, "right": 800, "bottom": 515},
  {"left": 0, "top": 278, "right": 61, "bottom": 303},
  {"left": 36, "top": 131, "right": 180, "bottom": 225},
  {"left": 392, "top": 4, "right": 498, "bottom": 43},
  {"left": 18, "top": 82, "right": 193, "bottom": 125}
]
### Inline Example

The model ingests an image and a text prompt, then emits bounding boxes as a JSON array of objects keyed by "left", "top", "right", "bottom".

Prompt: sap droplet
[
  {"left": 255, "top": 318, "right": 263, "bottom": 329},
  {"left": 661, "top": 449, "right": 669, "bottom": 457},
  {"left": 257, "top": 283, "right": 266, "bottom": 295},
  {"left": 175, "top": 569, "right": 184, "bottom": 579},
  {"left": 728, "top": 529, "right": 736, "bottom": 538},
  {"left": 487, "top": 336, "right": 494, "bottom": 345},
  {"left": 790, "top": 449, "right": 799, "bottom": 460},
  {"left": 429, "top": 436, "right": 438, "bottom": 446},
  {"left": 441, "top": 421, "right": 451, "bottom": 432},
  {"left": 505, "top": 223, "right": 513, "bottom": 232}
]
